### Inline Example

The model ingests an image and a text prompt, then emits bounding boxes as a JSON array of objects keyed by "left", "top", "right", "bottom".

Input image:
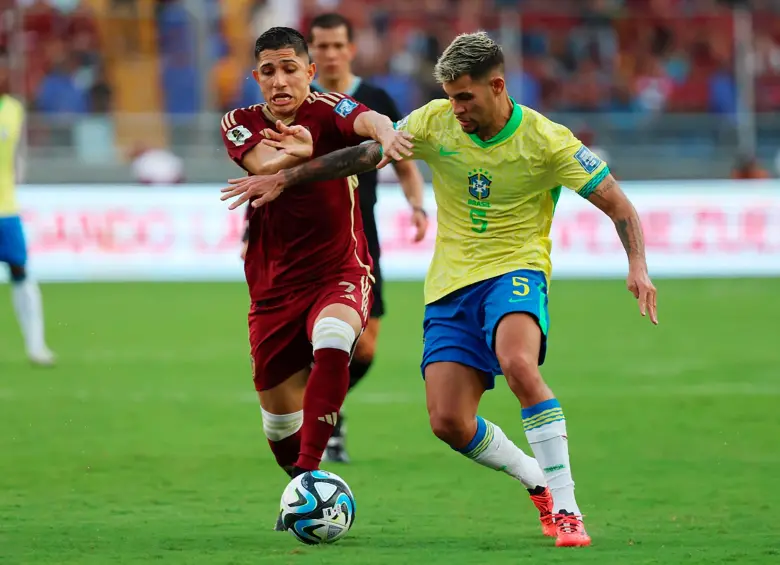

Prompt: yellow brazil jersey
[
  {"left": 0, "top": 95, "right": 24, "bottom": 217},
  {"left": 395, "top": 98, "right": 610, "bottom": 304}
]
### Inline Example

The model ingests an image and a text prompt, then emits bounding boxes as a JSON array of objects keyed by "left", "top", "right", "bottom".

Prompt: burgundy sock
[
  {"left": 268, "top": 430, "right": 301, "bottom": 475},
  {"left": 295, "top": 348, "right": 350, "bottom": 470}
]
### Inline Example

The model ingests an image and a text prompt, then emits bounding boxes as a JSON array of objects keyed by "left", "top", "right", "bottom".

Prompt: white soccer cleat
[{"left": 28, "top": 348, "right": 56, "bottom": 367}]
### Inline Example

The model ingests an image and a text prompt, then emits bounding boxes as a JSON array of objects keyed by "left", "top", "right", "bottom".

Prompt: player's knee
[
  {"left": 261, "top": 408, "right": 303, "bottom": 442},
  {"left": 312, "top": 317, "right": 356, "bottom": 353},
  {"left": 8, "top": 264, "right": 26, "bottom": 283},
  {"left": 352, "top": 332, "right": 376, "bottom": 365},
  {"left": 500, "top": 350, "right": 543, "bottom": 395},
  {"left": 429, "top": 411, "right": 473, "bottom": 448}
]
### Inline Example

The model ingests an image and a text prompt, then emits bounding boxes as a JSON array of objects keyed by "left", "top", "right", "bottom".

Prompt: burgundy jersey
[{"left": 221, "top": 92, "right": 375, "bottom": 302}]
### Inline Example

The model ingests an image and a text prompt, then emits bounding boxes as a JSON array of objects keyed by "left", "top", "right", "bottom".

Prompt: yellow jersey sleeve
[
  {"left": 545, "top": 120, "right": 610, "bottom": 198},
  {"left": 394, "top": 101, "right": 441, "bottom": 160}
]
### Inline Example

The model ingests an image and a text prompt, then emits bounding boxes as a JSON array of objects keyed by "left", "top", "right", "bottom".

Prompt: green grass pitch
[{"left": 1, "top": 279, "right": 779, "bottom": 564}]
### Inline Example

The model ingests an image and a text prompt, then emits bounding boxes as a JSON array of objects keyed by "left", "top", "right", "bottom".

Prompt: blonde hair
[{"left": 433, "top": 31, "right": 504, "bottom": 84}]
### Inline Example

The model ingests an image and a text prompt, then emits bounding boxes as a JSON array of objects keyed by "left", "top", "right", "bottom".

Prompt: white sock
[
  {"left": 457, "top": 416, "right": 546, "bottom": 489},
  {"left": 11, "top": 278, "right": 47, "bottom": 353},
  {"left": 522, "top": 399, "right": 580, "bottom": 515}
]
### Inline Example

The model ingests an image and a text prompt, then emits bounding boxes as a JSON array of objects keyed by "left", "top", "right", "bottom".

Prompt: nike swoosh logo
[
  {"left": 508, "top": 283, "right": 545, "bottom": 303},
  {"left": 439, "top": 146, "right": 459, "bottom": 156}
]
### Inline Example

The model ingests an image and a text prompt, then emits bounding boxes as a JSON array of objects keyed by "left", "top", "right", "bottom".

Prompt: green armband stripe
[
  {"left": 577, "top": 166, "right": 610, "bottom": 199},
  {"left": 378, "top": 144, "right": 384, "bottom": 158}
]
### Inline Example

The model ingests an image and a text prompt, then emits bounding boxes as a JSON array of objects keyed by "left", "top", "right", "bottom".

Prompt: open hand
[
  {"left": 627, "top": 263, "right": 658, "bottom": 325},
  {"left": 221, "top": 173, "right": 285, "bottom": 210},
  {"left": 376, "top": 129, "right": 414, "bottom": 169},
  {"left": 260, "top": 120, "right": 313, "bottom": 159}
]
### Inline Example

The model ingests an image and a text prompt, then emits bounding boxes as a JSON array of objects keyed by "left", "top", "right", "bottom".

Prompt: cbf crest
[{"left": 468, "top": 169, "right": 493, "bottom": 200}]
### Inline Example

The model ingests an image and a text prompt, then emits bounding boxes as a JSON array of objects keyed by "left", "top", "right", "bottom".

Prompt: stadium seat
[
  {"left": 35, "top": 71, "right": 87, "bottom": 114},
  {"left": 83, "top": 0, "right": 169, "bottom": 152}
]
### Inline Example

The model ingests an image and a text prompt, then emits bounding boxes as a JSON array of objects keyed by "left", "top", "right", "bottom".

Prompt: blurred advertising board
[{"left": 10, "top": 181, "right": 780, "bottom": 282}]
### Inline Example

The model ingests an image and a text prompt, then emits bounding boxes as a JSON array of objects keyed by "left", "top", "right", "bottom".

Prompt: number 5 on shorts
[{"left": 512, "top": 276, "right": 529, "bottom": 297}]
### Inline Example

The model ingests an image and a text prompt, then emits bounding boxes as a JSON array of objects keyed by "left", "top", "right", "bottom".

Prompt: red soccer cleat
[
  {"left": 529, "top": 487, "right": 556, "bottom": 537},
  {"left": 554, "top": 512, "right": 592, "bottom": 547}
]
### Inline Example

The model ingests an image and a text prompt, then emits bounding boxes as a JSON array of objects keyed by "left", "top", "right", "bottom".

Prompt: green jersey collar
[{"left": 467, "top": 97, "right": 523, "bottom": 148}]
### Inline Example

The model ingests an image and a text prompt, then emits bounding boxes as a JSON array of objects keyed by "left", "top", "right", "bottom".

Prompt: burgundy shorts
[{"left": 249, "top": 273, "right": 373, "bottom": 391}]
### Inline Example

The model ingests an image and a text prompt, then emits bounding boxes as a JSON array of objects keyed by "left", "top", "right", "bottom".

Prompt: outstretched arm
[
  {"left": 586, "top": 174, "right": 658, "bottom": 325},
  {"left": 353, "top": 112, "right": 413, "bottom": 166},
  {"left": 283, "top": 141, "right": 383, "bottom": 186},
  {"left": 221, "top": 142, "right": 384, "bottom": 210}
]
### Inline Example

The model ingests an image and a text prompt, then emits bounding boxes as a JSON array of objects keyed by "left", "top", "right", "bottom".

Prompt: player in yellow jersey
[
  {"left": 221, "top": 31, "right": 657, "bottom": 548},
  {"left": 0, "top": 64, "right": 55, "bottom": 366}
]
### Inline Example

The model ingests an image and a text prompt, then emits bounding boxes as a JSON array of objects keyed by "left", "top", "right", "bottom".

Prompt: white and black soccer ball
[{"left": 279, "top": 470, "right": 356, "bottom": 545}]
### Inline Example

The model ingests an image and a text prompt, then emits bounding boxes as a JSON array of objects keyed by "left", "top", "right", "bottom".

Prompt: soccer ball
[{"left": 279, "top": 470, "right": 356, "bottom": 545}]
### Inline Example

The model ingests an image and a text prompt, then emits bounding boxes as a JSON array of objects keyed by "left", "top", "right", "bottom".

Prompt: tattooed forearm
[
  {"left": 281, "top": 142, "right": 383, "bottom": 189},
  {"left": 586, "top": 175, "right": 646, "bottom": 263},
  {"left": 613, "top": 213, "right": 645, "bottom": 261}
]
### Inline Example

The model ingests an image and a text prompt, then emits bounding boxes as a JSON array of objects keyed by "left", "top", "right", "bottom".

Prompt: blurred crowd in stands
[
  {"left": 7, "top": 0, "right": 780, "bottom": 119},
  {"left": 8, "top": 0, "right": 109, "bottom": 114}
]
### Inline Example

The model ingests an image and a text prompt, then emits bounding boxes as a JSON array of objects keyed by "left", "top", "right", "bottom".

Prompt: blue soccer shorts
[
  {"left": 0, "top": 215, "right": 28, "bottom": 266},
  {"left": 421, "top": 269, "right": 549, "bottom": 390}
]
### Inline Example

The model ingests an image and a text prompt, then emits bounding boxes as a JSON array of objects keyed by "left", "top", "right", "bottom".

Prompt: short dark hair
[
  {"left": 255, "top": 27, "right": 309, "bottom": 60},
  {"left": 308, "top": 13, "right": 354, "bottom": 42}
]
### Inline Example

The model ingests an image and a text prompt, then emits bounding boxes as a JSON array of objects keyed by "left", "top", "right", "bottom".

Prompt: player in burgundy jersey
[
  {"left": 307, "top": 13, "right": 429, "bottom": 464},
  {"left": 219, "top": 27, "right": 413, "bottom": 525}
]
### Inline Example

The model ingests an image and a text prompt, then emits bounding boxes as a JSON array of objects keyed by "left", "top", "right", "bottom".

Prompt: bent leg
[
  {"left": 294, "top": 275, "right": 369, "bottom": 473},
  {"left": 425, "top": 360, "right": 546, "bottom": 490},
  {"left": 495, "top": 312, "right": 580, "bottom": 516},
  {"left": 249, "top": 298, "right": 312, "bottom": 475},
  {"left": 258, "top": 368, "right": 309, "bottom": 475},
  {"left": 425, "top": 361, "right": 485, "bottom": 448}
]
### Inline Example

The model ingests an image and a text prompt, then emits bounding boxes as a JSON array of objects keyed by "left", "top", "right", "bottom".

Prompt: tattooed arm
[
  {"left": 586, "top": 174, "right": 658, "bottom": 324},
  {"left": 586, "top": 175, "right": 646, "bottom": 263},
  {"left": 220, "top": 142, "right": 384, "bottom": 211},
  {"left": 283, "top": 141, "right": 383, "bottom": 187}
]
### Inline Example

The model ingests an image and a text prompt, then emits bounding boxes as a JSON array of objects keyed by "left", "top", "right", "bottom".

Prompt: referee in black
[{"left": 308, "top": 13, "right": 428, "bottom": 463}]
